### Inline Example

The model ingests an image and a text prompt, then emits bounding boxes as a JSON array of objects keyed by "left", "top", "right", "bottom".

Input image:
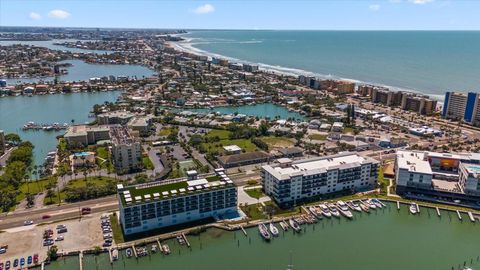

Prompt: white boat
[
  {"left": 366, "top": 199, "right": 377, "bottom": 209},
  {"left": 279, "top": 221, "right": 289, "bottom": 231},
  {"left": 359, "top": 202, "right": 370, "bottom": 213},
  {"left": 370, "top": 199, "right": 383, "bottom": 208},
  {"left": 308, "top": 206, "right": 322, "bottom": 219},
  {"left": 162, "top": 244, "right": 170, "bottom": 255},
  {"left": 409, "top": 203, "right": 417, "bottom": 215},
  {"left": 346, "top": 201, "right": 362, "bottom": 212},
  {"left": 258, "top": 224, "right": 271, "bottom": 241},
  {"left": 319, "top": 204, "right": 332, "bottom": 218},
  {"left": 269, "top": 223, "right": 279, "bottom": 237},
  {"left": 151, "top": 244, "right": 157, "bottom": 253},
  {"left": 111, "top": 249, "right": 118, "bottom": 261},
  {"left": 336, "top": 201, "right": 353, "bottom": 219},
  {"left": 289, "top": 219, "right": 301, "bottom": 233},
  {"left": 327, "top": 203, "right": 341, "bottom": 218},
  {"left": 126, "top": 248, "right": 133, "bottom": 258}
]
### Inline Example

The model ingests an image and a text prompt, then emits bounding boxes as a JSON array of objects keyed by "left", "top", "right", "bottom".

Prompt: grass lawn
[
  {"left": 240, "top": 203, "right": 268, "bottom": 220},
  {"left": 205, "top": 129, "right": 231, "bottom": 140},
  {"left": 308, "top": 134, "right": 327, "bottom": 141},
  {"left": 142, "top": 156, "right": 154, "bottom": 170},
  {"left": 264, "top": 201, "right": 301, "bottom": 217},
  {"left": 110, "top": 214, "right": 125, "bottom": 244},
  {"left": 202, "top": 138, "right": 257, "bottom": 154},
  {"left": 259, "top": 136, "right": 294, "bottom": 148},
  {"left": 16, "top": 176, "right": 57, "bottom": 202},
  {"left": 44, "top": 176, "right": 117, "bottom": 205},
  {"left": 244, "top": 188, "right": 264, "bottom": 199},
  {"left": 96, "top": 147, "right": 114, "bottom": 173},
  {"left": 158, "top": 127, "right": 178, "bottom": 136}
]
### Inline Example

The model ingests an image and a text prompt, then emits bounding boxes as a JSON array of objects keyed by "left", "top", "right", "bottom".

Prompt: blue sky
[{"left": 1, "top": 0, "right": 479, "bottom": 30}]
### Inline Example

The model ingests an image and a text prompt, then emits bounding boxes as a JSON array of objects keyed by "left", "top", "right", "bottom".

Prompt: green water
[
  {"left": 188, "top": 103, "right": 306, "bottom": 121},
  {"left": 49, "top": 203, "right": 480, "bottom": 270},
  {"left": 0, "top": 91, "right": 121, "bottom": 166}
]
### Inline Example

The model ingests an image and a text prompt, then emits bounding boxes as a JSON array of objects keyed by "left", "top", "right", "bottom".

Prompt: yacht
[
  {"left": 279, "top": 221, "right": 289, "bottom": 231},
  {"left": 359, "top": 202, "right": 370, "bottom": 213},
  {"left": 308, "top": 206, "right": 322, "bottom": 219},
  {"left": 162, "top": 244, "right": 170, "bottom": 255},
  {"left": 346, "top": 201, "right": 362, "bottom": 212},
  {"left": 258, "top": 224, "right": 271, "bottom": 241},
  {"left": 409, "top": 203, "right": 418, "bottom": 215},
  {"left": 371, "top": 198, "right": 384, "bottom": 208},
  {"left": 327, "top": 203, "right": 341, "bottom": 218},
  {"left": 289, "top": 219, "right": 301, "bottom": 233},
  {"left": 336, "top": 201, "right": 354, "bottom": 219},
  {"left": 126, "top": 248, "right": 133, "bottom": 258},
  {"left": 319, "top": 203, "right": 332, "bottom": 218},
  {"left": 269, "top": 223, "right": 279, "bottom": 237},
  {"left": 365, "top": 199, "right": 377, "bottom": 209}
]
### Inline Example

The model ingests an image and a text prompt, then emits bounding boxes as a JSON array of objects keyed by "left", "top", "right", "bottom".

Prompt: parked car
[
  {"left": 33, "top": 254, "right": 39, "bottom": 264},
  {"left": 27, "top": 256, "right": 32, "bottom": 265},
  {"left": 55, "top": 236, "right": 64, "bottom": 241},
  {"left": 42, "top": 215, "right": 51, "bottom": 219},
  {"left": 0, "top": 248, "right": 6, "bottom": 254},
  {"left": 13, "top": 259, "right": 18, "bottom": 268}
]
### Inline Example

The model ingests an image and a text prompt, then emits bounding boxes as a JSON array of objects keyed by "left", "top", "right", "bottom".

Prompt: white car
[
  {"left": 23, "top": 220, "right": 34, "bottom": 226},
  {"left": 55, "top": 236, "right": 64, "bottom": 241}
]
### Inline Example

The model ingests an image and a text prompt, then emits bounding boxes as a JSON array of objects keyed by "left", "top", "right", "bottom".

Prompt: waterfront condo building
[
  {"left": 116, "top": 171, "right": 237, "bottom": 235},
  {"left": 442, "top": 92, "right": 480, "bottom": 126},
  {"left": 110, "top": 126, "right": 142, "bottom": 174},
  {"left": 64, "top": 125, "right": 111, "bottom": 146},
  {"left": 395, "top": 150, "right": 480, "bottom": 201},
  {"left": 261, "top": 153, "right": 379, "bottom": 208}
]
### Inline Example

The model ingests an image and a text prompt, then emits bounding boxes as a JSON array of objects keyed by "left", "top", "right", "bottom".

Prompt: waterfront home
[
  {"left": 64, "top": 125, "right": 111, "bottom": 146},
  {"left": 218, "top": 151, "right": 270, "bottom": 168},
  {"left": 70, "top": 151, "right": 96, "bottom": 171},
  {"left": 116, "top": 170, "right": 237, "bottom": 235}
]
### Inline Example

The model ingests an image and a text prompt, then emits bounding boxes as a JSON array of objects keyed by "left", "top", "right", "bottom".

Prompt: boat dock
[
  {"left": 456, "top": 210, "right": 462, "bottom": 220},
  {"left": 416, "top": 204, "right": 420, "bottom": 213},
  {"left": 79, "top": 251, "right": 83, "bottom": 270},
  {"left": 108, "top": 248, "right": 113, "bottom": 263},
  {"left": 157, "top": 239, "right": 163, "bottom": 252},
  {"left": 397, "top": 201, "right": 400, "bottom": 210},
  {"left": 182, "top": 233, "right": 191, "bottom": 248},
  {"left": 436, "top": 207, "right": 441, "bottom": 217},
  {"left": 468, "top": 212, "right": 475, "bottom": 222},
  {"left": 22, "top": 122, "right": 69, "bottom": 131},
  {"left": 239, "top": 225, "right": 247, "bottom": 236},
  {"left": 41, "top": 262, "right": 45, "bottom": 270},
  {"left": 132, "top": 245, "right": 138, "bottom": 258}
]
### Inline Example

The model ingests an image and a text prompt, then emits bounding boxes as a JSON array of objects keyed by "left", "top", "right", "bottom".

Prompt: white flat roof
[
  {"left": 224, "top": 145, "right": 242, "bottom": 152},
  {"left": 396, "top": 150, "right": 432, "bottom": 174},
  {"left": 187, "top": 179, "right": 209, "bottom": 187}
]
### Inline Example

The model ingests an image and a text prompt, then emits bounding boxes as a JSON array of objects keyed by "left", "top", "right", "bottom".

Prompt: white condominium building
[
  {"left": 117, "top": 171, "right": 237, "bottom": 235},
  {"left": 261, "top": 152, "right": 379, "bottom": 208},
  {"left": 110, "top": 126, "right": 142, "bottom": 174}
]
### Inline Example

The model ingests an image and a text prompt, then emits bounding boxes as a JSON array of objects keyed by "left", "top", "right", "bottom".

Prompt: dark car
[
  {"left": 13, "top": 259, "right": 18, "bottom": 268},
  {"left": 42, "top": 214, "right": 51, "bottom": 219}
]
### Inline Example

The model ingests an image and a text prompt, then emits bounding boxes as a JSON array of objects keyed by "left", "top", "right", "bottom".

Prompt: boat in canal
[
  {"left": 308, "top": 206, "right": 323, "bottom": 219},
  {"left": 365, "top": 199, "right": 377, "bottom": 209},
  {"left": 371, "top": 198, "right": 385, "bottom": 208},
  {"left": 279, "top": 221, "right": 289, "bottom": 231},
  {"left": 359, "top": 202, "right": 370, "bottom": 213},
  {"left": 327, "top": 203, "right": 341, "bottom": 218},
  {"left": 409, "top": 203, "right": 418, "bottom": 215},
  {"left": 126, "top": 248, "right": 133, "bottom": 258},
  {"left": 258, "top": 224, "right": 271, "bottom": 241},
  {"left": 289, "top": 219, "right": 301, "bottom": 233},
  {"left": 346, "top": 201, "right": 362, "bottom": 212},
  {"left": 269, "top": 223, "right": 279, "bottom": 237},
  {"left": 336, "top": 201, "right": 354, "bottom": 219},
  {"left": 319, "top": 203, "right": 332, "bottom": 218},
  {"left": 162, "top": 244, "right": 170, "bottom": 255}
]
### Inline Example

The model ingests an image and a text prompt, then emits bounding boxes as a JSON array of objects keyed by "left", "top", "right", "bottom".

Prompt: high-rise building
[
  {"left": 116, "top": 170, "right": 238, "bottom": 235},
  {"left": 110, "top": 126, "right": 142, "bottom": 174},
  {"left": 442, "top": 92, "right": 480, "bottom": 126},
  {"left": 261, "top": 153, "right": 379, "bottom": 208}
]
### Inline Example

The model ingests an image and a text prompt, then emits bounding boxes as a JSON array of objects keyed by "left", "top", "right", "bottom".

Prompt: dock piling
[
  {"left": 396, "top": 201, "right": 400, "bottom": 210},
  {"left": 416, "top": 203, "right": 420, "bottom": 213},
  {"left": 456, "top": 210, "right": 463, "bottom": 221},
  {"left": 182, "top": 233, "right": 191, "bottom": 248},
  {"left": 468, "top": 212, "right": 475, "bottom": 222},
  {"left": 436, "top": 207, "right": 441, "bottom": 217}
]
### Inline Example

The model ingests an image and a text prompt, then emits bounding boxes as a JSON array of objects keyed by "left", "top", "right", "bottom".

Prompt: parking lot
[{"left": 0, "top": 213, "right": 106, "bottom": 266}]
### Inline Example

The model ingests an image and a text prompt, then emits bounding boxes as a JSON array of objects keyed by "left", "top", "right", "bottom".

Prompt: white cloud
[
  {"left": 29, "top": 12, "right": 42, "bottom": 20},
  {"left": 192, "top": 4, "right": 215, "bottom": 14},
  {"left": 48, "top": 9, "right": 71, "bottom": 19},
  {"left": 369, "top": 4, "right": 381, "bottom": 11},
  {"left": 408, "top": 0, "right": 434, "bottom": 4}
]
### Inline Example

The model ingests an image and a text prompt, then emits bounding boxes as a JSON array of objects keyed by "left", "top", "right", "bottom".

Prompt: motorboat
[
  {"left": 336, "top": 201, "right": 353, "bottom": 219},
  {"left": 269, "top": 223, "right": 279, "bottom": 237},
  {"left": 346, "top": 201, "right": 362, "bottom": 212},
  {"left": 308, "top": 206, "right": 321, "bottom": 219},
  {"left": 319, "top": 203, "right": 332, "bottom": 218},
  {"left": 258, "top": 224, "right": 271, "bottom": 241},
  {"left": 126, "top": 248, "right": 133, "bottom": 258},
  {"left": 371, "top": 198, "right": 384, "bottom": 208},
  {"left": 162, "top": 244, "right": 170, "bottom": 255},
  {"left": 327, "top": 203, "right": 340, "bottom": 218},
  {"left": 409, "top": 203, "right": 418, "bottom": 215},
  {"left": 365, "top": 199, "right": 377, "bottom": 209},
  {"left": 279, "top": 221, "right": 289, "bottom": 231},
  {"left": 359, "top": 202, "right": 370, "bottom": 213},
  {"left": 289, "top": 219, "right": 301, "bottom": 233}
]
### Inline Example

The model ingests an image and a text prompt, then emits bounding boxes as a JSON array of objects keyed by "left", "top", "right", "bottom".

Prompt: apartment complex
[
  {"left": 442, "top": 92, "right": 480, "bottom": 126},
  {"left": 359, "top": 86, "right": 437, "bottom": 115},
  {"left": 110, "top": 125, "right": 142, "bottom": 174},
  {"left": 97, "top": 111, "right": 134, "bottom": 125},
  {"left": 261, "top": 153, "right": 379, "bottom": 208},
  {"left": 395, "top": 150, "right": 480, "bottom": 201},
  {"left": 64, "top": 125, "right": 111, "bottom": 146},
  {"left": 117, "top": 170, "right": 238, "bottom": 235},
  {"left": 0, "top": 130, "right": 5, "bottom": 155}
]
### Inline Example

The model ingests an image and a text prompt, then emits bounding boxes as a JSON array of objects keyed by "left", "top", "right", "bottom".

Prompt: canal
[
  {"left": 0, "top": 91, "right": 121, "bottom": 167},
  {"left": 48, "top": 203, "right": 480, "bottom": 270}
]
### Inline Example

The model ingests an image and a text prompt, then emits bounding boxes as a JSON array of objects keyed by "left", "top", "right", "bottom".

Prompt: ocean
[{"left": 174, "top": 30, "right": 480, "bottom": 101}]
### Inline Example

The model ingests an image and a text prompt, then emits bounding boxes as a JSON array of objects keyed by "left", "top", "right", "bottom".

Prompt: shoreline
[{"left": 168, "top": 33, "right": 446, "bottom": 103}]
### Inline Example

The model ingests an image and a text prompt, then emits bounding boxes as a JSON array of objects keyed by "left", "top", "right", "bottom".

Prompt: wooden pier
[
  {"left": 456, "top": 210, "right": 462, "bottom": 220},
  {"left": 468, "top": 212, "right": 475, "bottom": 222},
  {"left": 416, "top": 204, "right": 420, "bottom": 213},
  {"left": 108, "top": 248, "right": 113, "bottom": 263},
  {"left": 157, "top": 239, "right": 163, "bottom": 253},
  {"left": 182, "top": 233, "right": 191, "bottom": 248},
  {"left": 396, "top": 201, "right": 400, "bottom": 210},
  {"left": 436, "top": 207, "right": 441, "bottom": 217},
  {"left": 41, "top": 262, "right": 45, "bottom": 270},
  {"left": 132, "top": 245, "right": 138, "bottom": 258},
  {"left": 79, "top": 251, "right": 83, "bottom": 270},
  {"left": 239, "top": 225, "right": 247, "bottom": 236}
]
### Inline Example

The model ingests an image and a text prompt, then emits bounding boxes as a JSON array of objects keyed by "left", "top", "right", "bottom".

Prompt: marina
[{"left": 45, "top": 202, "right": 480, "bottom": 270}]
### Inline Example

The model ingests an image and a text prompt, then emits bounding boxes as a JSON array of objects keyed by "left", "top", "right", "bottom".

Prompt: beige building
[
  {"left": 110, "top": 126, "right": 142, "bottom": 174},
  {"left": 64, "top": 125, "right": 111, "bottom": 146},
  {"left": 97, "top": 111, "right": 134, "bottom": 125}
]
